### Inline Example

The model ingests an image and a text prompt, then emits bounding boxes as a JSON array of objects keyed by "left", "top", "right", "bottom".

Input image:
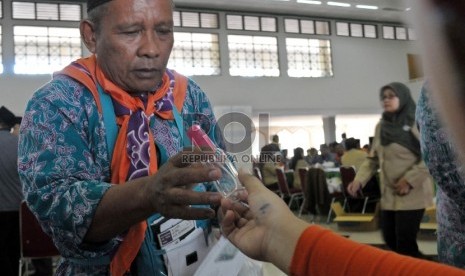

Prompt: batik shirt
[
  {"left": 18, "top": 74, "right": 224, "bottom": 275},
  {"left": 416, "top": 85, "right": 465, "bottom": 268}
]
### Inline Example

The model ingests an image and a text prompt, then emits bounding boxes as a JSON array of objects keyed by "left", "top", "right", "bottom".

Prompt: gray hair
[{"left": 86, "top": 4, "right": 109, "bottom": 34}]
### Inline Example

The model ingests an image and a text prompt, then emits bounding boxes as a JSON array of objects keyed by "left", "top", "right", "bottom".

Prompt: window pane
[
  {"left": 37, "top": 3, "right": 58, "bottom": 20},
  {"left": 261, "top": 17, "right": 276, "bottom": 32},
  {"left": 182, "top": 12, "right": 200, "bottom": 28},
  {"left": 244, "top": 16, "right": 260, "bottom": 31},
  {"left": 14, "top": 26, "right": 82, "bottom": 74},
  {"left": 300, "top": 20, "right": 315, "bottom": 34},
  {"left": 173, "top": 11, "right": 181, "bottom": 27},
  {"left": 59, "top": 4, "right": 81, "bottom": 21},
  {"left": 13, "top": 2, "right": 35, "bottom": 19},
  {"left": 364, "top": 25, "right": 377, "bottom": 38},
  {"left": 395, "top": 27, "right": 407, "bottom": 40},
  {"left": 0, "top": 1, "right": 3, "bottom": 18},
  {"left": 168, "top": 32, "right": 220, "bottom": 76},
  {"left": 315, "top": 21, "right": 329, "bottom": 35},
  {"left": 0, "top": 26, "right": 3, "bottom": 73},
  {"left": 227, "top": 15, "right": 243, "bottom": 30},
  {"left": 284, "top": 19, "right": 299, "bottom": 33},
  {"left": 408, "top": 28, "right": 417, "bottom": 40},
  {"left": 228, "top": 35, "right": 279, "bottom": 77},
  {"left": 336, "top": 22, "right": 349, "bottom": 36},
  {"left": 350, "top": 23, "right": 363, "bottom": 37},
  {"left": 383, "top": 26, "right": 395, "bottom": 39},
  {"left": 286, "top": 38, "right": 333, "bottom": 78},
  {"left": 200, "top": 13, "right": 218, "bottom": 28}
]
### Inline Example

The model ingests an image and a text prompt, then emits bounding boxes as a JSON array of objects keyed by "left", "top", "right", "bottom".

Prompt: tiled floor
[{"left": 262, "top": 212, "right": 438, "bottom": 276}]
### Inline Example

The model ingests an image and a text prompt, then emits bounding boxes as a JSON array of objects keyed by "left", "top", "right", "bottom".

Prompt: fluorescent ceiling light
[
  {"left": 297, "top": 0, "right": 322, "bottom": 4},
  {"left": 327, "top": 1, "right": 351, "bottom": 7},
  {"left": 356, "top": 5, "right": 378, "bottom": 10}
]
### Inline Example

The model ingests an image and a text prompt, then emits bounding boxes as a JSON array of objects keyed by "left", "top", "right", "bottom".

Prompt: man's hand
[
  {"left": 85, "top": 149, "right": 222, "bottom": 242},
  {"left": 145, "top": 149, "right": 223, "bottom": 220}
]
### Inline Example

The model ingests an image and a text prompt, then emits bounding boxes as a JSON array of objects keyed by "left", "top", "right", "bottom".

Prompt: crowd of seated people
[{"left": 256, "top": 134, "right": 374, "bottom": 193}]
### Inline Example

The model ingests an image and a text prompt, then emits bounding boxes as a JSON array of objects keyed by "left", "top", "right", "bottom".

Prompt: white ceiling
[{"left": 174, "top": 0, "right": 411, "bottom": 23}]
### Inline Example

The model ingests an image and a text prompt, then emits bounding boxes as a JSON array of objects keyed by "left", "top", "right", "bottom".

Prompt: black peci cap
[
  {"left": 87, "top": 0, "right": 113, "bottom": 12},
  {"left": 0, "top": 106, "right": 16, "bottom": 128}
]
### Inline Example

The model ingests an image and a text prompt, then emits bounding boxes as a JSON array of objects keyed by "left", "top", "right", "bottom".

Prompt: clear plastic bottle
[{"left": 187, "top": 125, "right": 245, "bottom": 200}]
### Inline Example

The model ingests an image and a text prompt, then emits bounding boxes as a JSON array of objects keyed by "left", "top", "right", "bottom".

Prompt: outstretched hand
[{"left": 219, "top": 171, "right": 308, "bottom": 273}]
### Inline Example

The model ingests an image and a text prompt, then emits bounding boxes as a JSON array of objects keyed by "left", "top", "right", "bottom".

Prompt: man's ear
[{"left": 80, "top": 20, "right": 97, "bottom": 53}]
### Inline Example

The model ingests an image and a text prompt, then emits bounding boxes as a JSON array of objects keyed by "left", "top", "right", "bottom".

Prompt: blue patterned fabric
[
  {"left": 416, "top": 84, "right": 465, "bottom": 268},
  {"left": 18, "top": 73, "right": 224, "bottom": 275}
]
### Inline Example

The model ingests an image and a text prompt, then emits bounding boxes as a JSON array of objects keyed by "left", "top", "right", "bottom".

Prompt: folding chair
[
  {"left": 339, "top": 166, "right": 378, "bottom": 214},
  {"left": 298, "top": 168, "right": 308, "bottom": 217},
  {"left": 19, "top": 202, "right": 60, "bottom": 276},
  {"left": 330, "top": 202, "right": 377, "bottom": 222},
  {"left": 275, "top": 168, "right": 304, "bottom": 210}
]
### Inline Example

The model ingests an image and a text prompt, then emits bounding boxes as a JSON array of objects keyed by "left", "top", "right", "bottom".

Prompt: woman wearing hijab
[{"left": 347, "top": 82, "right": 434, "bottom": 258}]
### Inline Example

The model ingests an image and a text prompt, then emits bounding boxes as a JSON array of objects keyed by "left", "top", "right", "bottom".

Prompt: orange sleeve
[{"left": 290, "top": 226, "right": 465, "bottom": 276}]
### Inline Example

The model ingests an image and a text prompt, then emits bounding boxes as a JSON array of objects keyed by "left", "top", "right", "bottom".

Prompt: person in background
[
  {"left": 416, "top": 83, "right": 465, "bottom": 268},
  {"left": 362, "top": 143, "right": 370, "bottom": 153},
  {"left": 340, "top": 132, "right": 347, "bottom": 149},
  {"left": 18, "top": 0, "right": 223, "bottom": 275},
  {"left": 259, "top": 134, "right": 281, "bottom": 191},
  {"left": 0, "top": 106, "right": 22, "bottom": 276},
  {"left": 270, "top": 134, "right": 280, "bottom": 152},
  {"left": 280, "top": 149, "right": 290, "bottom": 170},
  {"left": 304, "top": 148, "right": 318, "bottom": 165},
  {"left": 333, "top": 142, "right": 344, "bottom": 167},
  {"left": 348, "top": 82, "right": 434, "bottom": 258},
  {"left": 341, "top": 137, "right": 366, "bottom": 171},
  {"left": 219, "top": 172, "right": 465, "bottom": 276},
  {"left": 260, "top": 152, "right": 280, "bottom": 192},
  {"left": 289, "top": 147, "right": 308, "bottom": 189},
  {"left": 342, "top": 137, "right": 380, "bottom": 211},
  {"left": 314, "top": 144, "right": 337, "bottom": 165}
]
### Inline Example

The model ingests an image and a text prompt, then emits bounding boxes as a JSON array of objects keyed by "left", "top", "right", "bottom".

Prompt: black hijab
[{"left": 379, "top": 82, "right": 421, "bottom": 158}]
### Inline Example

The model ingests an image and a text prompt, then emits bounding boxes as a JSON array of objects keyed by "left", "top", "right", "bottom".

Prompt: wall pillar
[{"left": 322, "top": 116, "right": 336, "bottom": 145}]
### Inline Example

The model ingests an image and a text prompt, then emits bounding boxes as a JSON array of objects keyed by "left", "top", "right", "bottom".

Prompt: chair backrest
[
  {"left": 20, "top": 201, "right": 60, "bottom": 258},
  {"left": 339, "top": 166, "right": 362, "bottom": 198},
  {"left": 253, "top": 166, "right": 263, "bottom": 182},
  {"left": 275, "top": 168, "right": 290, "bottom": 195},
  {"left": 298, "top": 168, "right": 308, "bottom": 191}
]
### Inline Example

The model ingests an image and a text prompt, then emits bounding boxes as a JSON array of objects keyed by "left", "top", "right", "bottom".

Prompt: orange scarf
[{"left": 57, "top": 55, "right": 187, "bottom": 275}]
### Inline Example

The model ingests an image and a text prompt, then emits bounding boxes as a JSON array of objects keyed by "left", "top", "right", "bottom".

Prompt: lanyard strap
[
  {"left": 172, "top": 107, "right": 191, "bottom": 148},
  {"left": 97, "top": 84, "right": 117, "bottom": 162}
]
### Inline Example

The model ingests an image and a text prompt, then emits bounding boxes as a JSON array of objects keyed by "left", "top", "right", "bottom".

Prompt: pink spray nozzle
[{"left": 187, "top": 125, "right": 216, "bottom": 151}]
